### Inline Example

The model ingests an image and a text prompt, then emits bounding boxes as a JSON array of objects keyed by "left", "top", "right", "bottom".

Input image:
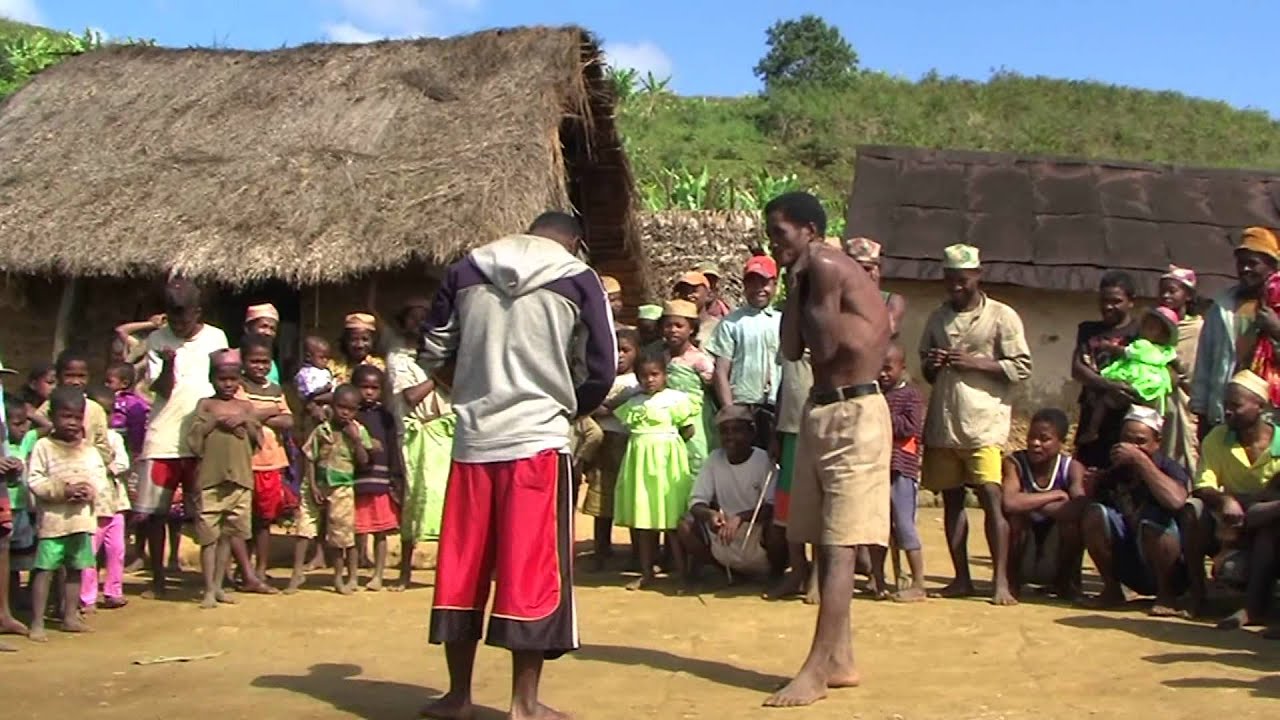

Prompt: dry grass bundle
[
  {"left": 0, "top": 26, "right": 635, "bottom": 287},
  {"left": 636, "top": 210, "right": 763, "bottom": 303}
]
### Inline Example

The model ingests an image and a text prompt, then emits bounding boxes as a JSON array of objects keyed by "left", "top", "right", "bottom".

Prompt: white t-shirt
[
  {"left": 688, "top": 447, "right": 774, "bottom": 517},
  {"left": 141, "top": 324, "right": 229, "bottom": 459}
]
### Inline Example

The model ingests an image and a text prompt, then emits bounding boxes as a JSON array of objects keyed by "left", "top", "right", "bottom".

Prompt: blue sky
[{"left": 4, "top": 0, "right": 1278, "bottom": 116}]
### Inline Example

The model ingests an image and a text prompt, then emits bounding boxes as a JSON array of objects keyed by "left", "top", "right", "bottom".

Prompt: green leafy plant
[{"left": 1, "top": 26, "right": 153, "bottom": 99}]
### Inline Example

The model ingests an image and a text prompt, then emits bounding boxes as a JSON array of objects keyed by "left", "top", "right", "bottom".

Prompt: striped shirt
[
  {"left": 884, "top": 381, "right": 925, "bottom": 479},
  {"left": 235, "top": 381, "right": 291, "bottom": 471}
]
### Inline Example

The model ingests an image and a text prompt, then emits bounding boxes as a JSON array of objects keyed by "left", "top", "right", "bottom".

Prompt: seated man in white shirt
[{"left": 677, "top": 405, "right": 784, "bottom": 591}]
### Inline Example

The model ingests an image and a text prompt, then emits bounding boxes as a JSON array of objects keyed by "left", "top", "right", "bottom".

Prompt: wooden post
[{"left": 52, "top": 277, "right": 80, "bottom": 360}]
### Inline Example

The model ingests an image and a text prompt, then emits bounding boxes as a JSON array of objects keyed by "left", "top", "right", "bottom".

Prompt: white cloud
[
  {"left": 323, "top": 21, "right": 383, "bottom": 44},
  {"left": 334, "top": 0, "right": 431, "bottom": 37},
  {"left": 0, "top": 0, "right": 44, "bottom": 24},
  {"left": 604, "top": 41, "right": 674, "bottom": 80}
]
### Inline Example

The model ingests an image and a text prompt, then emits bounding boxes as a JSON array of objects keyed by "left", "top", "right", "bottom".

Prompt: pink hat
[
  {"left": 245, "top": 303, "right": 279, "bottom": 323},
  {"left": 1161, "top": 265, "right": 1197, "bottom": 290},
  {"left": 210, "top": 348, "right": 242, "bottom": 368}
]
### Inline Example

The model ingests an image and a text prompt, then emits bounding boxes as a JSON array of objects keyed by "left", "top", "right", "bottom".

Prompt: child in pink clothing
[{"left": 81, "top": 386, "right": 132, "bottom": 610}]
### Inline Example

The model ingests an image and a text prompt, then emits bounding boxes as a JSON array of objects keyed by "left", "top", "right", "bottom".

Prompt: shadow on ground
[
  {"left": 252, "top": 662, "right": 505, "bottom": 719},
  {"left": 573, "top": 643, "right": 788, "bottom": 692}
]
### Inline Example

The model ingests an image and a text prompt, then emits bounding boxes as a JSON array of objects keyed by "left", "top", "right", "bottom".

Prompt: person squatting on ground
[{"left": 677, "top": 404, "right": 783, "bottom": 591}]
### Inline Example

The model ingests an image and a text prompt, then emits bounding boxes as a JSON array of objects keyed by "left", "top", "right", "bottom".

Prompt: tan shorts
[
  {"left": 193, "top": 482, "right": 252, "bottom": 546},
  {"left": 294, "top": 483, "right": 356, "bottom": 549},
  {"left": 786, "top": 394, "right": 892, "bottom": 547}
]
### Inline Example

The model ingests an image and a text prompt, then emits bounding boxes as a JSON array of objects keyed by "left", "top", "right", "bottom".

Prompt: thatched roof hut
[
  {"left": 0, "top": 26, "right": 645, "bottom": 371},
  {"left": 635, "top": 210, "right": 763, "bottom": 303}
]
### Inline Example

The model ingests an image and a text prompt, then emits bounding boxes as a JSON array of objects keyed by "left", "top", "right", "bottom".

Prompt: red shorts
[
  {"left": 354, "top": 493, "right": 400, "bottom": 534},
  {"left": 429, "top": 449, "right": 578, "bottom": 657},
  {"left": 253, "top": 469, "right": 286, "bottom": 523},
  {"left": 135, "top": 458, "right": 199, "bottom": 516}
]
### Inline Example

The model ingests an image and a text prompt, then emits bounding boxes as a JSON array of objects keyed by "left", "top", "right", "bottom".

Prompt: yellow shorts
[{"left": 921, "top": 446, "right": 1003, "bottom": 492}]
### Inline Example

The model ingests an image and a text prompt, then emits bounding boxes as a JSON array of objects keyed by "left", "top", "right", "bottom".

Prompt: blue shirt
[{"left": 705, "top": 305, "right": 781, "bottom": 405}]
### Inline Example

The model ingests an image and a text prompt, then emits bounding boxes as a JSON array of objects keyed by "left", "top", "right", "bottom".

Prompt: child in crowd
[
  {"left": 237, "top": 336, "right": 294, "bottom": 582},
  {"left": 875, "top": 343, "right": 927, "bottom": 602},
  {"left": 1000, "top": 408, "right": 1086, "bottom": 600},
  {"left": 82, "top": 386, "right": 132, "bottom": 611},
  {"left": 26, "top": 386, "right": 108, "bottom": 640},
  {"left": 1, "top": 386, "right": 36, "bottom": 643},
  {"left": 679, "top": 405, "right": 777, "bottom": 590},
  {"left": 585, "top": 328, "right": 640, "bottom": 570},
  {"left": 105, "top": 363, "right": 151, "bottom": 572},
  {"left": 661, "top": 299, "right": 716, "bottom": 475},
  {"left": 612, "top": 351, "right": 698, "bottom": 591},
  {"left": 296, "top": 384, "right": 372, "bottom": 595},
  {"left": 1080, "top": 306, "right": 1179, "bottom": 443},
  {"left": 296, "top": 336, "right": 336, "bottom": 402},
  {"left": 186, "top": 349, "right": 260, "bottom": 609},
  {"left": 21, "top": 362, "right": 55, "bottom": 414},
  {"left": 5, "top": 395, "right": 38, "bottom": 579},
  {"left": 636, "top": 305, "right": 663, "bottom": 350},
  {"left": 352, "top": 364, "right": 403, "bottom": 592},
  {"left": 36, "top": 350, "right": 113, "bottom": 466}
]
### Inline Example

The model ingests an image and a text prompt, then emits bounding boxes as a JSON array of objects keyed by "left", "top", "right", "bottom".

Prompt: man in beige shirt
[{"left": 919, "top": 244, "right": 1032, "bottom": 606}]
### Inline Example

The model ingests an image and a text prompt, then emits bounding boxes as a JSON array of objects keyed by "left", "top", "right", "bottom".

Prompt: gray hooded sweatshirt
[{"left": 417, "top": 234, "right": 617, "bottom": 463}]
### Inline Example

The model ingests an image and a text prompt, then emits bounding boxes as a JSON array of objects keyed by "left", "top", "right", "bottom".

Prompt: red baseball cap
[{"left": 744, "top": 255, "right": 778, "bottom": 279}]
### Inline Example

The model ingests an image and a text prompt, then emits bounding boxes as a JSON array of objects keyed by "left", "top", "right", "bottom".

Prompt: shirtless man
[{"left": 762, "top": 191, "right": 892, "bottom": 708}]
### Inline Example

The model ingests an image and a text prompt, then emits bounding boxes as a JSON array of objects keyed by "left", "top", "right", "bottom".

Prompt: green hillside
[{"left": 618, "top": 70, "right": 1280, "bottom": 214}]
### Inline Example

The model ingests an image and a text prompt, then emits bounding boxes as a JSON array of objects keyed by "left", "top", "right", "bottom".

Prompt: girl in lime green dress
[{"left": 613, "top": 352, "right": 698, "bottom": 591}]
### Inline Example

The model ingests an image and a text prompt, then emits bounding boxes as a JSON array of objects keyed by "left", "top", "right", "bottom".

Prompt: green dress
[
  {"left": 1100, "top": 338, "right": 1177, "bottom": 412},
  {"left": 401, "top": 413, "right": 457, "bottom": 541},
  {"left": 612, "top": 388, "right": 698, "bottom": 530},
  {"left": 665, "top": 362, "right": 716, "bottom": 476}
]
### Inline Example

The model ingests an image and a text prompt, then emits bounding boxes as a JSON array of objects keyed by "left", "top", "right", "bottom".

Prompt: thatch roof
[
  {"left": 0, "top": 26, "right": 641, "bottom": 291},
  {"left": 635, "top": 211, "right": 763, "bottom": 303},
  {"left": 848, "top": 144, "right": 1280, "bottom": 296}
]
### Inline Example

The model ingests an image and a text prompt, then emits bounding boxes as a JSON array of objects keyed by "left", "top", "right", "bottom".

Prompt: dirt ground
[{"left": 4, "top": 508, "right": 1278, "bottom": 720}]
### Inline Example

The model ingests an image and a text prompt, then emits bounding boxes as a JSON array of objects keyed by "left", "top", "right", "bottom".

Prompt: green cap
[{"left": 637, "top": 304, "right": 663, "bottom": 321}]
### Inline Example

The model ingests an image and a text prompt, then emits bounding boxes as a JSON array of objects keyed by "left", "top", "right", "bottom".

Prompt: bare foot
[
  {"left": 930, "top": 580, "right": 975, "bottom": 599},
  {"left": 284, "top": 572, "right": 306, "bottom": 595},
  {"left": 509, "top": 702, "right": 571, "bottom": 720},
  {"left": 624, "top": 575, "right": 651, "bottom": 592},
  {"left": 28, "top": 626, "right": 48, "bottom": 643},
  {"left": 199, "top": 592, "right": 218, "bottom": 609},
  {"left": 1149, "top": 602, "right": 1189, "bottom": 619},
  {"left": 80, "top": 603, "right": 97, "bottom": 615},
  {"left": 0, "top": 615, "right": 30, "bottom": 636},
  {"left": 893, "top": 586, "right": 928, "bottom": 603},
  {"left": 1215, "top": 609, "right": 1260, "bottom": 630},
  {"left": 141, "top": 578, "right": 168, "bottom": 600},
  {"left": 1080, "top": 588, "right": 1126, "bottom": 610},
  {"left": 366, "top": 578, "right": 384, "bottom": 592},
  {"left": 240, "top": 581, "right": 280, "bottom": 595},
  {"left": 989, "top": 587, "right": 1019, "bottom": 607},
  {"left": 826, "top": 668, "right": 862, "bottom": 689},
  {"left": 216, "top": 589, "right": 239, "bottom": 605},
  {"left": 62, "top": 615, "right": 93, "bottom": 633},
  {"left": 335, "top": 581, "right": 355, "bottom": 596},
  {"left": 101, "top": 597, "right": 128, "bottom": 610},
  {"left": 763, "top": 671, "right": 828, "bottom": 708},
  {"left": 0, "top": 641, "right": 15, "bottom": 652},
  {"left": 387, "top": 580, "right": 407, "bottom": 593},
  {"left": 762, "top": 569, "right": 807, "bottom": 601},
  {"left": 420, "top": 692, "right": 474, "bottom": 720}
]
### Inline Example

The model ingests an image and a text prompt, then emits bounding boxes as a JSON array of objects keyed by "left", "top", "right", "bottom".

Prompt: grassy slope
[{"left": 619, "top": 70, "right": 1280, "bottom": 202}]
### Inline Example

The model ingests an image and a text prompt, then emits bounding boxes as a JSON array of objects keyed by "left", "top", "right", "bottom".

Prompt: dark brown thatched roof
[
  {"left": 0, "top": 26, "right": 642, "bottom": 292},
  {"left": 847, "top": 145, "right": 1280, "bottom": 296}
]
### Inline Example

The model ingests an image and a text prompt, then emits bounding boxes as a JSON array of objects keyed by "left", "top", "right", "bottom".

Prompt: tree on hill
[{"left": 754, "top": 15, "right": 858, "bottom": 90}]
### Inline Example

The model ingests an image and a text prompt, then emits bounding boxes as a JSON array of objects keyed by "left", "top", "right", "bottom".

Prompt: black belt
[{"left": 809, "top": 383, "right": 880, "bottom": 406}]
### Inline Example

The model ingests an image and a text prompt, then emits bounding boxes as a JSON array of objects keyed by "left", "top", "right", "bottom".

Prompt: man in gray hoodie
[{"left": 417, "top": 211, "right": 616, "bottom": 720}]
